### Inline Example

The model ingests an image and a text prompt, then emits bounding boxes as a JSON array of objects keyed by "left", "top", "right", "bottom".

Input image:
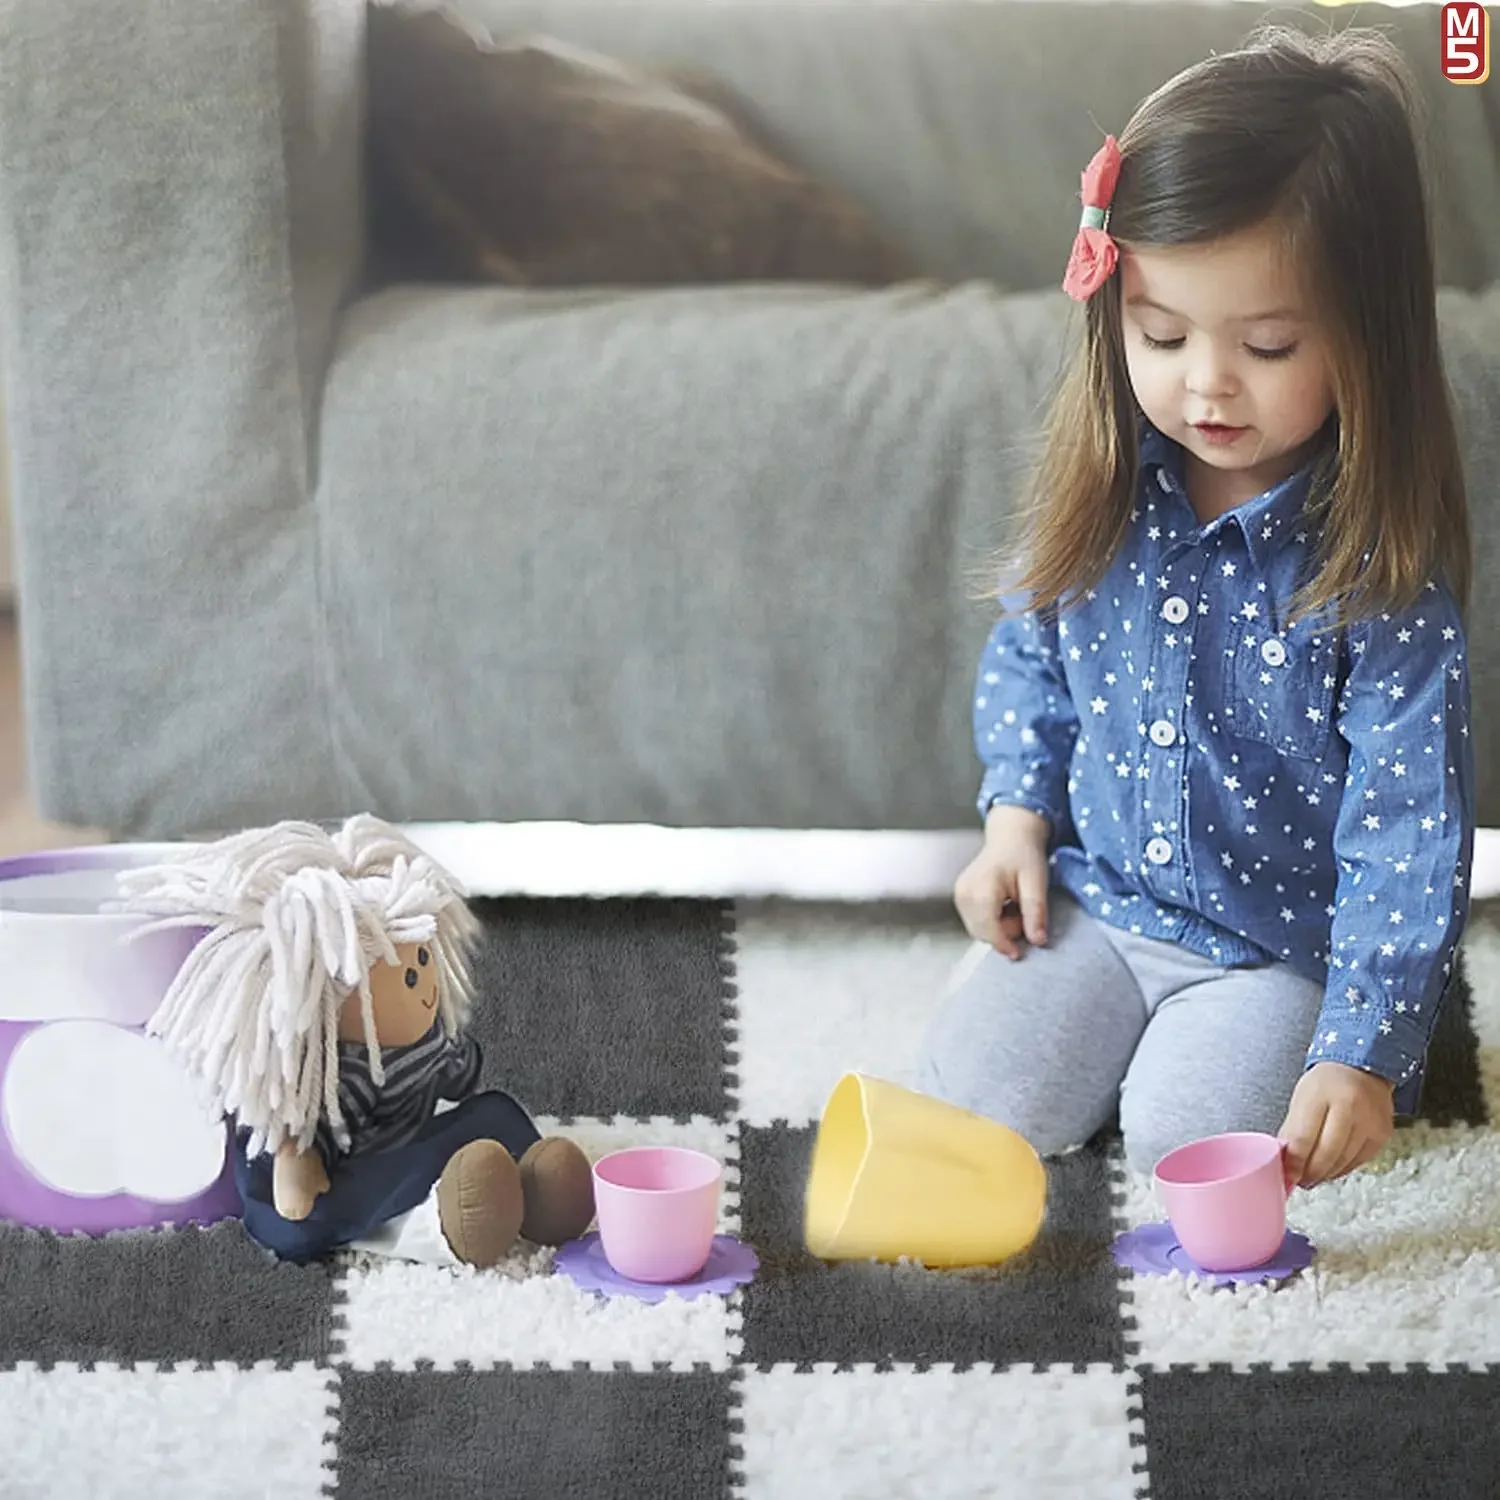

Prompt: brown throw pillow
[{"left": 366, "top": 2, "right": 918, "bottom": 288}]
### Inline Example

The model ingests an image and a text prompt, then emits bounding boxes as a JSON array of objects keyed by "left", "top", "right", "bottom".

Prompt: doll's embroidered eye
[
  {"left": 404, "top": 968, "right": 419, "bottom": 988},
  {"left": 417, "top": 947, "right": 430, "bottom": 966}
]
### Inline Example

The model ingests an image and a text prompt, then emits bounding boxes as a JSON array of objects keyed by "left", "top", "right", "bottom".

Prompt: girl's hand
[
  {"left": 1278, "top": 1062, "right": 1395, "bottom": 1188},
  {"left": 954, "top": 805, "right": 1052, "bottom": 959}
]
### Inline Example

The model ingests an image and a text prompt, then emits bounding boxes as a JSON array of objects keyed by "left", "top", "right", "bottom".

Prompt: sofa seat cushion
[{"left": 315, "top": 280, "right": 1068, "bottom": 826}]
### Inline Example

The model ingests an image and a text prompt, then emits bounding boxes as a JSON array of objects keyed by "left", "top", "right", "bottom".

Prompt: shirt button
[
  {"left": 1161, "top": 596, "right": 1189, "bottom": 624},
  {"left": 1260, "top": 637, "right": 1288, "bottom": 667},
  {"left": 1149, "top": 719, "right": 1176, "bottom": 747},
  {"left": 1145, "top": 837, "right": 1173, "bottom": 865}
]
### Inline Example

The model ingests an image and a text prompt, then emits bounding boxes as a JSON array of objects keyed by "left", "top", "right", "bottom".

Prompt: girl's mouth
[{"left": 1194, "top": 423, "right": 1248, "bottom": 446}]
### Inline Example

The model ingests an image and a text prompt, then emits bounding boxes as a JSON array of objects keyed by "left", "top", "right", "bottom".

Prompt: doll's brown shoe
[
  {"left": 518, "top": 1136, "right": 596, "bottom": 1245},
  {"left": 437, "top": 1139, "right": 525, "bottom": 1268}
]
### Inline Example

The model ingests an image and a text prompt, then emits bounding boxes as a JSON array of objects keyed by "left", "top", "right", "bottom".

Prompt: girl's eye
[
  {"left": 417, "top": 947, "right": 430, "bottom": 966},
  {"left": 404, "top": 968, "right": 419, "bottom": 988},
  {"left": 1139, "top": 332, "right": 1298, "bottom": 361}
]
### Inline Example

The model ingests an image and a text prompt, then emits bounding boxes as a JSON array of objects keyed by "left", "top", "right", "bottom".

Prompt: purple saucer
[
  {"left": 553, "top": 1233, "right": 759, "bottom": 1303},
  {"left": 1111, "top": 1221, "right": 1315, "bottom": 1287}
]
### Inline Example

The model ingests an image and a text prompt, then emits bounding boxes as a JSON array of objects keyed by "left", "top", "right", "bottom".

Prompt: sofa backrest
[{"left": 445, "top": 0, "right": 1500, "bottom": 292}]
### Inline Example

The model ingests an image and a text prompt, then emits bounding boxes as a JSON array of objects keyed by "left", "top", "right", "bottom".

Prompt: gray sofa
[{"left": 1, "top": 0, "right": 1496, "bottom": 838}]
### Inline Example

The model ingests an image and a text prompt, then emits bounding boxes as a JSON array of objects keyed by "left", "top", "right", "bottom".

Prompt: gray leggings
[{"left": 914, "top": 886, "right": 1325, "bottom": 1175}]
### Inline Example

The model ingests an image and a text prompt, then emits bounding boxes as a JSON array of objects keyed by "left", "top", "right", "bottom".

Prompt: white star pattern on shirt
[{"left": 971, "top": 425, "right": 1473, "bottom": 1113}]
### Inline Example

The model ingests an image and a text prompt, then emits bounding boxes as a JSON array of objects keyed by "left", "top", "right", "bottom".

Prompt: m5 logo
[{"left": 1441, "top": 1, "right": 1491, "bottom": 84}]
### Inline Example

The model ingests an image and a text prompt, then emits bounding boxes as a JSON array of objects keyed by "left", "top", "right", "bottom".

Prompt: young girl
[{"left": 915, "top": 25, "right": 1475, "bottom": 1190}]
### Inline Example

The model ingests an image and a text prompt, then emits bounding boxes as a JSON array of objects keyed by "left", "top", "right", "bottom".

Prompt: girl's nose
[{"left": 1184, "top": 342, "right": 1238, "bottom": 399}]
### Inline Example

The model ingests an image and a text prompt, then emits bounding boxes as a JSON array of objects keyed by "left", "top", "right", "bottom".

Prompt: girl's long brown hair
[{"left": 1003, "top": 24, "right": 1470, "bottom": 628}]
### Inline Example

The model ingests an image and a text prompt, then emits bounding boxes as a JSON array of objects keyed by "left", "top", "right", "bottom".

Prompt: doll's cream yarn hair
[{"left": 116, "top": 815, "right": 480, "bottom": 1157}]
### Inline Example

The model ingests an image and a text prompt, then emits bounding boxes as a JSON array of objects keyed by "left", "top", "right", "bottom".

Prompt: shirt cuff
[
  {"left": 1305, "top": 1008, "right": 1430, "bottom": 1116},
  {"left": 977, "top": 767, "right": 1068, "bottom": 835}
]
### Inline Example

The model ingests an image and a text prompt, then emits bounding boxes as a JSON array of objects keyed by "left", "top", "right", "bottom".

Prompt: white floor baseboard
[
  {"left": 401, "top": 822, "right": 1500, "bottom": 904},
  {"left": 400, "top": 824, "right": 982, "bottom": 901}
]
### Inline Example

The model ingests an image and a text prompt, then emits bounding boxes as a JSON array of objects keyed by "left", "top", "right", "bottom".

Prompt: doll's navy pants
[{"left": 233, "top": 1089, "right": 541, "bottom": 1263}]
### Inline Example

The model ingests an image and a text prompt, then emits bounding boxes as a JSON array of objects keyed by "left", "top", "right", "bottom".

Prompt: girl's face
[{"left": 1119, "top": 224, "right": 1336, "bottom": 518}]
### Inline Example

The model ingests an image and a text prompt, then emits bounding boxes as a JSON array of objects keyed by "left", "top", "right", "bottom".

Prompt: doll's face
[{"left": 337, "top": 941, "right": 441, "bottom": 1046}]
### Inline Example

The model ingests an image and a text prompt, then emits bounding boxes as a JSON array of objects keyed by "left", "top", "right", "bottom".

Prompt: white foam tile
[
  {"left": 338, "top": 1256, "right": 735, "bottom": 1373},
  {"left": 0, "top": 1363, "right": 335, "bottom": 1500},
  {"left": 1117, "top": 1124, "right": 1500, "bottom": 1369},
  {"left": 1113, "top": 913, "right": 1500, "bottom": 1370},
  {"left": 338, "top": 1118, "right": 738, "bottom": 1371},
  {"left": 731, "top": 900, "right": 971, "bottom": 1127},
  {"left": 736, "top": 1365, "right": 1140, "bottom": 1500}
]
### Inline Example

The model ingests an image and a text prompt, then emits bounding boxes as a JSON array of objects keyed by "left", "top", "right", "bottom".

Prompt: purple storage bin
[{"left": 0, "top": 846, "right": 240, "bottom": 1234}]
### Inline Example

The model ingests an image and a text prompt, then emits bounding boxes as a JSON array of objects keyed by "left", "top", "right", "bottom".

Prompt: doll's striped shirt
[{"left": 315, "top": 1023, "right": 482, "bottom": 1161}]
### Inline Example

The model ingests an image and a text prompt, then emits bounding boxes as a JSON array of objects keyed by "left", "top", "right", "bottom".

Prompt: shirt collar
[{"left": 1137, "top": 421, "right": 1315, "bottom": 574}]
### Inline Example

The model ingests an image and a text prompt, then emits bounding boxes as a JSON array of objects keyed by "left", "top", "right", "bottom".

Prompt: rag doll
[{"left": 117, "top": 815, "right": 594, "bottom": 1268}]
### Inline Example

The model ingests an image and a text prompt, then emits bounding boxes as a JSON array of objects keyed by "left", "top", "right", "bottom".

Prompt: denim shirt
[{"left": 974, "top": 424, "right": 1474, "bottom": 1114}]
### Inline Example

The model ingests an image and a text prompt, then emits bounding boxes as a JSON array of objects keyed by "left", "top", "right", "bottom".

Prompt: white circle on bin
[
  {"left": 1149, "top": 719, "right": 1177, "bottom": 747},
  {"left": 3, "top": 1021, "right": 225, "bottom": 1200},
  {"left": 1145, "top": 837, "right": 1173, "bottom": 866},
  {"left": 1261, "top": 638, "right": 1288, "bottom": 667},
  {"left": 1161, "top": 597, "right": 1189, "bottom": 625}
]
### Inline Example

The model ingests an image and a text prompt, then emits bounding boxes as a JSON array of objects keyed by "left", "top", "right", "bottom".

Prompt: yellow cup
[{"left": 803, "top": 1073, "right": 1047, "bottom": 1268}]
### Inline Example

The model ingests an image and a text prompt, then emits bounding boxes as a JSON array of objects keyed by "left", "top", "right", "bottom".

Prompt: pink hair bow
[{"left": 1061, "top": 135, "right": 1122, "bottom": 302}]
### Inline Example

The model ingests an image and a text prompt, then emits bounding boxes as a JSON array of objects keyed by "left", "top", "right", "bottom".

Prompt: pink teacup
[
  {"left": 1153, "top": 1132, "right": 1293, "bottom": 1272},
  {"left": 592, "top": 1146, "right": 723, "bottom": 1283}
]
